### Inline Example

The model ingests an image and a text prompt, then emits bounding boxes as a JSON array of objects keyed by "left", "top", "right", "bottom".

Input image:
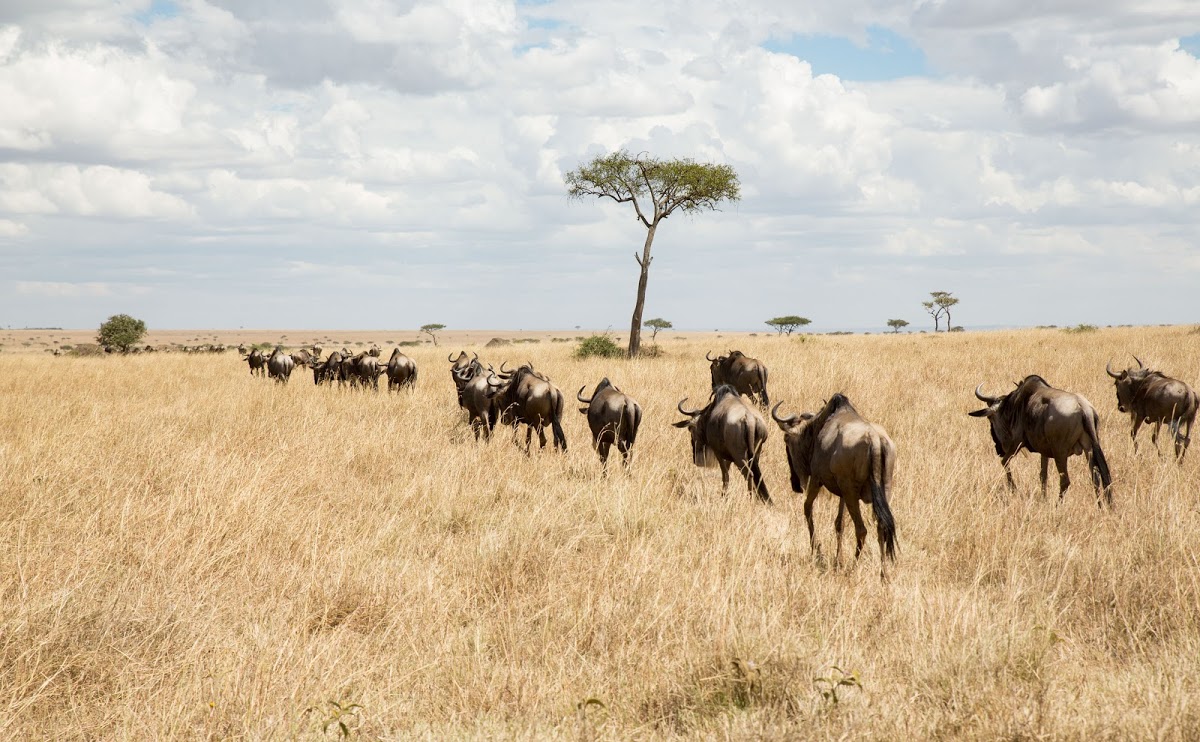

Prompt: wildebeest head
[
  {"left": 770, "top": 400, "right": 819, "bottom": 490},
  {"left": 1106, "top": 356, "right": 1148, "bottom": 413},
  {"left": 706, "top": 350, "right": 738, "bottom": 386},
  {"left": 967, "top": 379, "right": 1022, "bottom": 457},
  {"left": 671, "top": 386, "right": 739, "bottom": 467}
]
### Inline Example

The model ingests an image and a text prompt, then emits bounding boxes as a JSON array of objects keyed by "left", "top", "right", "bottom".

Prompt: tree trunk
[
  {"left": 627, "top": 223, "right": 658, "bottom": 357},
  {"left": 943, "top": 309, "right": 951, "bottom": 332}
]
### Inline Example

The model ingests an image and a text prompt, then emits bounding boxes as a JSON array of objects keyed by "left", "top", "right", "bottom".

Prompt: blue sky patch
[
  {"left": 1181, "top": 34, "right": 1200, "bottom": 56},
  {"left": 763, "top": 26, "right": 928, "bottom": 81},
  {"left": 134, "top": 0, "right": 179, "bottom": 24}
]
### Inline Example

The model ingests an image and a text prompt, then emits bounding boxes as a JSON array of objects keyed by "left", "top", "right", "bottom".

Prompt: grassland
[{"left": 1, "top": 327, "right": 1198, "bottom": 739}]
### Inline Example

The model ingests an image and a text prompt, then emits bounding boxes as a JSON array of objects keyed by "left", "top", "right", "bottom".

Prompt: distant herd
[{"left": 237, "top": 344, "right": 1197, "bottom": 579}]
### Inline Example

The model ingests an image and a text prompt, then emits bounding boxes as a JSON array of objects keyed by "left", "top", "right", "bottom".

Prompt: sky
[{"left": 1, "top": 1, "right": 1198, "bottom": 332}]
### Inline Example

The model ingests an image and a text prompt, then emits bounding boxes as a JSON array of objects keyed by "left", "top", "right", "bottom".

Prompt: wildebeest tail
[
  {"left": 1083, "top": 411, "right": 1112, "bottom": 491},
  {"left": 869, "top": 436, "right": 897, "bottom": 561},
  {"left": 758, "top": 365, "right": 770, "bottom": 407},
  {"left": 551, "top": 391, "right": 568, "bottom": 451},
  {"left": 623, "top": 402, "right": 640, "bottom": 446},
  {"left": 745, "top": 422, "right": 770, "bottom": 502}
]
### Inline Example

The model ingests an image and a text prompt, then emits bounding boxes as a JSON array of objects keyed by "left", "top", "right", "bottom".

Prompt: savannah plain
[{"left": 2, "top": 326, "right": 1199, "bottom": 739}]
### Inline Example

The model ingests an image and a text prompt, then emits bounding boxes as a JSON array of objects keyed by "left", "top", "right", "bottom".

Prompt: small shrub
[
  {"left": 69, "top": 343, "right": 106, "bottom": 357},
  {"left": 575, "top": 334, "right": 623, "bottom": 359},
  {"left": 949, "top": 326, "right": 964, "bottom": 332},
  {"left": 1063, "top": 324, "right": 1098, "bottom": 334}
]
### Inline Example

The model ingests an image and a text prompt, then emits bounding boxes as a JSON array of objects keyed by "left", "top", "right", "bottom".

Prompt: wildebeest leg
[
  {"left": 617, "top": 439, "right": 632, "bottom": 468},
  {"left": 1130, "top": 414, "right": 1143, "bottom": 453},
  {"left": 718, "top": 460, "right": 731, "bottom": 491},
  {"left": 1177, "top": 418, "right": 1192, "bottom": 461},
  {"left": 1151, "top": 421, "right": 1162, "bottom": 451},
  {"left": 1088, "top": 452, "right": 1107, "bottom": 505},
  {"left": 525, "top": 426, "right": 534, "bottom": 454},
  {"left": 597, "top": 440, "right": 611, "bottom": 468},
  {"left": 537, "top": 424, "right": 548, "bottom": 449},
  {"left": 843, "top": 496, "right": 868, "bottom": 560},
  {"left": 1039, "top": 455, "right": 1049, "bottom": 499},
  {"left": 1054, "top": 456, "right": 1070, "bottom": 502},
  {"left": 833, "top": 498, "right": 846, "bottom": 568},
  {"left": 803, "top": 482, "right": 821, "bottom": 557}
]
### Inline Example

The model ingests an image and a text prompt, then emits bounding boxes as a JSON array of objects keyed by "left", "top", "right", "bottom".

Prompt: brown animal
[
  {"left": 486, "top": 363, "right": 567, "bottom": 452},
  {"left": 266, "top": 346, "right": 295, "bottom": 384},
  {"left": 385, "top": 348, "right": 418, "bottom": 391},
  {"left": 1107, "top": 357, "right": 1197, "bottom": 460},
  {"left": 672, "top": 385, "right": 770, "bottom": 501},
  {"left": 290, "top": 348, "right": 316, "bottom": 367},
  {"left": 970, "top": 375, "right": 1112, "bottom": 505},
  {"left": 577, "top": 378, "right": 642, "bottom": 468},
  {"left": 708, "top": 350, "right": 769, "bottom": 406},
  {"left": 449, "top": 351, "right": 480, "bottom": 406},
  {"left": 773, "top": 394, "right": 896, "bottom": 577},
  {"left": 459, "top": 364, "right": 498, "bottom": 440},
  {"left": 311, "top": 351, "right": 343, "bottom": 386},
  {"left": 344, "top": 352, "right": 382, "bottom": 390},
  {"left": 242, "top": 348, "right": 267, "bottom": 377}
]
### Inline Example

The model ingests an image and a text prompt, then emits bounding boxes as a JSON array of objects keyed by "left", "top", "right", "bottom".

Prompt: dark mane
[{"left": 794, "top": 393, "right": 856, "bottom": 460}]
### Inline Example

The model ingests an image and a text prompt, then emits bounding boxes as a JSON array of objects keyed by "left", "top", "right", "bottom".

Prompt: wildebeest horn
[
  {"left": 447, "top": 352, "right": 456, "bottom": 362},
  {"left": 486, "top": 372, "right": 502, "bottom": 388},
  {"left": 974, "top": 383, "right": 1000, "bottom": 403},
  {"left": 771, "top": 401, "right": 799, "bottom": 426},
  {"left": 1133, "top": 355, "right": 1143, "bottom": 369},
  {"left": 677, "top": 398, "right": 702, "bottom": 416},
  {"left": 1106, "top": 359, "right": 1121, "bottom": 378},
  {"left": 705, "top": 351, "right": 716, "bottom": 361},
  {"left": 500, "top": 360, "right": 511, "bottom": 373},
  {"left": 472, "top": 352, "right": 478, "bottom": 362},
  {"left": 577, "top": 386, "right": 593, "bottom": 404}
]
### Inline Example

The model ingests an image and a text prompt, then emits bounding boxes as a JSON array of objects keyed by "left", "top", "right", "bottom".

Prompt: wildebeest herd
[{"left": 238, "top": 344, "right": 1197, "bottom": 579}]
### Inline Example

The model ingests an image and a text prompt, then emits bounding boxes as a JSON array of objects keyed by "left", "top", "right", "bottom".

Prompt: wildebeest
[
  {"left": 343, "top": 352, "right": 382, "bottom": 390},
  {"left": 385, "top": 348, "right": 418, "bottom": 391},
  {"left": 311, "top": 351, "right": 343, "bottom": 386},
  {"left": 577, "top": 378, "right": 642, "bottom": 468},
  {"left": 1107, "top": 357, "right": 1197, "bottom": 460},
  {"left": 485, "top": 363, "right": 567, "bottom": 452},
  {"left": 772, "top": 394, "right": 896, "bottom": 576},
  {"left": 242, "top": 348, "right": 267, "bottom": 377},
  {"left": 290, "top": 348, "right": 316, "bottom": 368},
  {"left": 266, "top": 346, "right": 295, "bottom": 384},
  {"left": 708, "top": 350, "right": 769, "bottom": 406},
  {"left": 970, "top": 375, "right": 1112, "bottom": 505},
  {"left": 672, "top": 385, "right": 770, "bottom": 501},
  {"left": 459, "top": 364, "right": 498, "bottom": 440},
  {"left": 449, "top": 351, "right": 480, "bottom": 406}
]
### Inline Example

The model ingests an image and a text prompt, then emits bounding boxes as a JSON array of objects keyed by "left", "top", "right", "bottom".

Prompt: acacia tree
[
  {"left": 420, "top": 323, "right": 445, "bottom": 346},
  {"left": 921, "top": 300, "right": 942, "bottom": 332},
  {"left": 566, "top": 150, "right": 740, "bottom": 357},
  {"left": 765, "top": 316, "right": 811, "bottom": 335},
  {"left": 932, "top": 291, "right": 959, "bottom": 331},
  {"left": 887, "top": 319, "right": 909, "bottom": 333},
  {"left": 644, "top": 317, "right": 672, "bottom": 344}
]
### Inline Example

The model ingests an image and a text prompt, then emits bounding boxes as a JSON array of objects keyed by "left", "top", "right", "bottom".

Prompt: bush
[
  {"left": 949, "top": 326, "right": 965, "bottom": 332},
  {"left": 574, "top": 334, "right": 623, "bottom": 359},
  {"left": 96, "top": 314, "right": 147, "bottom": 352},
  {"left": 69, "top": 343, "right": 106, "bottom": 357},
  {"left": 1063, "top": 324, "right": 1098, "bottom": 334}
]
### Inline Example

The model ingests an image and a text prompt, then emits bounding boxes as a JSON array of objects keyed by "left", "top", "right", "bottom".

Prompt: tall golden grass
[{"left": 1, "top": 327, "right": 1198, "bottom": 739}]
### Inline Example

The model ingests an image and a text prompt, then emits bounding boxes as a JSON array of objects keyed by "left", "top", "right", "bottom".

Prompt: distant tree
[
  {"left": 930, "top": 291, "right": 959, "bottom": 332},
  {"left": 420, "top": 323, "right": 445, "bottom": 346},
  {"left": 644, "top": 318, "right": 672, "bottom": 344},
  {"left": 921, "top": 300, "right": 942, "bottom": 332},
  {"left": 765, "top": 316, "right": 811, "bottom": 335},
  {"left": 887, "top": 319, "right": 909, "bottom": 333},
  {"left": 566, "top": 149, "right": 740, "bottom": 357},
  {"left": 96, "top": 314, "right": 146, "bottom": 352}
]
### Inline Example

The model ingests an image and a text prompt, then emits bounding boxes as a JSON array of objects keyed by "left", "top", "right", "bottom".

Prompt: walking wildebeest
[
  {"left": 266, "top": 346, "right": 294, "bottom": 384},
  {"left": 485, "top": 363, "right": 567, "bottom": 452},
  {"left": 343, "top": 352, "right": 382, "bottom": 390},
  {"left": 290, "top": 348, "right": 316, "bottom": 368},
  {"left": 672, "top": 385, "right": 770, "bottom": 501},
  {"left": 577, "top": 378, "right": 642, "bottom": 469},
  {"left": 385, "top": 348, "right": 418, "bottom": 391},
  {"left": 1106, "top": 357, "right": 1197, "bottom": 460},
  {"left": 970, "top": 375, "right": 1113, "bottom": 505},
  {"left": 458, "top": 364, "right": 498, "bottom": 440},
  {"left": 708, "top": 350, "right": 769, "bottom": 407},
  {"left": 772, "top": 395, "right": 897, "bottom": 577},
  {"left": 311, "top": 351, "right": 343, "bottom": 386},
  {"left": 242, "top": 348, "right": 267, "bottom": 377}
]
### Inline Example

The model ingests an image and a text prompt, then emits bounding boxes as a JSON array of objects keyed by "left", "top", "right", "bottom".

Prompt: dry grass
[{"left": 2, "top": 327, "right": 1199, "bottom": 739}]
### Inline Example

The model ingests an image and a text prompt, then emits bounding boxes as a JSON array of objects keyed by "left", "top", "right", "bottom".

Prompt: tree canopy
[
  {"left": 887, "top": 319, "right": 909, "bottom": 333},
  {"left": 765, "top": 316, "right": 811, "bottom": 335},
  {"left": 97, "top": 314, "right": 147, "bottom": 352}
]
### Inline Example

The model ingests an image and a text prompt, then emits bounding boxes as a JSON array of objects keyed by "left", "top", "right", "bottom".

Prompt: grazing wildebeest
[
  {"left": 385, "top": 348, "right": 418, "bottom": 391},
  {"left": 243, "top": 348, "right": 267, "bottom": 377},
  {"left": 970, "top": 375, "right": 1112, "bottom": 505},
  {"left": 672, "top": 385, "right": 770, "bottom": 501},
  {"left": 449, "top": 351, "right": 480, "bottom": 406},
  {"left": 266, "top": 346, "right": 295, "bottom": 384},
  {"left": 290, "top": 348, "right": 316, "bottom": 368},
  {"left": 343, "top": 352, "right": 382, "bottom": 390},
  {"left": 577, "top": 378, "right": 641, "bottom": 469},
  {"left": 772, "top": 394, "right": 896, "bottom": 577},
  {"left": 708, "top": 350, "right": 770, "bottom": 406},
  {"left": 311, "top": 351, "right": 343, "bottom": 386},
  {"left": 1107, "top": 357, "right": 1197, "bottom": 460},
  {"left": 485, "top": 363, "right": 567, "bottom": 452}
]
